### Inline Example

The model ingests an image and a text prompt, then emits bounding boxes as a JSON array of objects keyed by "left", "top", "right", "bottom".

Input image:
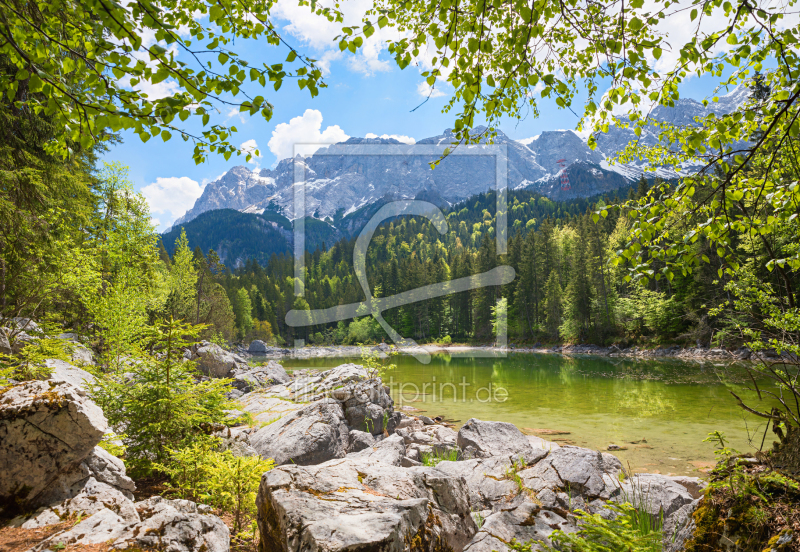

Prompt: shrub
[
  {"left": 359, "top": 345, "right": 397, "bottom": 379},
  {"left": 0, "top": 337, "right": 68, "bottom": 382},
  {"left": 442, "top": 335, "right": 452, "bottom": 344},
  {"left": 90, "top": 318, "right": 234, "bottom": 474},
  {"left": 158, "top": 437, "right": 275, "bottom": 536}
]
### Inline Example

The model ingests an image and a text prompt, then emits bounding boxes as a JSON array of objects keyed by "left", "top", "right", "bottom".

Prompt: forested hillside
[{"left": 185, "top": 173, "right": 797, "bottom": 349}]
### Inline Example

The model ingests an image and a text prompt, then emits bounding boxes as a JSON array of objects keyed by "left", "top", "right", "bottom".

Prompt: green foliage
[
  {"left": 88, "top": 163, "right": 163, "bottom": 369},
  {"left": 710, "top": 265, "right": 800, "bottom": 443},
  {"left": 98, "top": 432, "right": 128, "bottom": 459},
  {"left": 158, "top": 437, "right": 275, "bottom": 535},
  {"left": 491, "top": 297, "right": 508, "bottom": 344},
  {"left": 165, "top": 229, "right": 199, "bottom": 322},
  {"left": 441, "top": 334, "right": 452, "bottom": 344},
  {"left": 0, "top": 337, "right": 67, "bottom": 382},
  {"left": 703, "top": 431, "right": 739, "bottom": 462},
  {"left": 536, "top": 502, "right": 663, "bottom": 552},
  {"left": 232, "top": 287, "right": 254, "bottom": 339},
  {"left": 359, "top": 345, "right": 397, "bottom": 379},
  {"left": 1, "top": 0, "right": 330, "bottom": 164},
  {"left": 419, "top": 448, "right": 459, "bottom": 466},
  {"left": 504, "top": 456, "right": 529, "bottom": 493},
  {"left": 90, "top": 318, "right": 233, "bottom": 474},
  {"left": 471, "top": 509, "right": 485, "bottom": 530}
]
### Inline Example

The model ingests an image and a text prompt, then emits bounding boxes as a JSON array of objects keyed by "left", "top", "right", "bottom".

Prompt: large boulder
[
  {"left": 15, "top": 466, "right": 139, "bottom": 529},
  {"left": 195, "top": 342, "right": 248, "bottom": 378},
  {"left": 0, "top": 380, "right": 107, "bottom": 513},
  {"left": 282, "top": 364, "right": 368, "bottom": 403},
  {"left": 436, "top": 455, "right": 536, "bottom": 512},
  {"left": 238, "top": 389, "right": 305, "bottom": 424},
  {"left": 32, "top": 496, "right": 230, "bottom": 552},
  {"left": 249, "top": 398, "right": 350, "bottom": 465},
  {"left": 347, "top": 433, "right": 408, "bottom": 465},
  {"left": 232, "top": 361, "right": 291, "bottom": 392},
  {"left": 518, "top": 446, "right": 623, "bottom": 500},
  {"left": 256, "top": 453, "right": 477, "bottom": 552},
  {"left": 248, "top": 339, "right": 270, "bottom": 353},
  {"left": 339, "top": 378, "right": 394, "bottom": 435},
  {"left": 611, "top": 473, "right": 696, "bottom": 519},
  {"left": 457, "top": 418, "right": 540, "bottom": 463}
]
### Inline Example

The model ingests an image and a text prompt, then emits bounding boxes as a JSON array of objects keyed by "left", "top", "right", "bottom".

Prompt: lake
[{"left": 275, "top": 351, "right": 775, "bottom": 476}]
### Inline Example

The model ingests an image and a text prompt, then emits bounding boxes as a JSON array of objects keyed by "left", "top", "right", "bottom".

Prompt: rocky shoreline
[
  {"left": 2, "top": 352, "right": 712, "bottom": 552},
  {"left": 242, "top": 339, "right": 777, "bottom": 363}
]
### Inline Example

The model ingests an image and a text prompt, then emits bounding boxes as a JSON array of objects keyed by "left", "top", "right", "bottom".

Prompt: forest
[
  {"left": 1, "top": 0, "right": 800, "bottom": 549},
  {"left": 184, "top": 165, "right": 795, "bottom": 352}
]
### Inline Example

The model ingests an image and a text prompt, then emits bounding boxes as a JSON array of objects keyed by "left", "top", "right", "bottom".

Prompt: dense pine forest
[{"left": 167, "top": 173, "right": 797, "bottom": 350}]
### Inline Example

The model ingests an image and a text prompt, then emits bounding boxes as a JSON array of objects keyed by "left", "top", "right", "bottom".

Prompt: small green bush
[
  {"left": 90, "top": 319, "right": 234, "bottom": 474},
  {"left": 158, "top": 437, "right": 275, "bottom": 535},
  {"left": 442, "top": 335, "right": 452, "bottom": 344},
  {"left": 0, "top": 337, "right": 69, "bottom": 382}
]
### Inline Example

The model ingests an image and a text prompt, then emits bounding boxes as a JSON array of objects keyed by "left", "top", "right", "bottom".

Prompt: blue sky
[{"left": 103, "top": 4, "right": 744, "bottom": 231}]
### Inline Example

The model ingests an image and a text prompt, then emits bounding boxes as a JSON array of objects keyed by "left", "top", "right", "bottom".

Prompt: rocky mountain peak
[{"left": 169, "top": 85, "right": 751, "bottom": 230}]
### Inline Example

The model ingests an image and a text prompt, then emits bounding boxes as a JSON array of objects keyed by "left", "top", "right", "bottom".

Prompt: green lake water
[{"left": 278, "top": 352, "right": 776, "bottom": 476}]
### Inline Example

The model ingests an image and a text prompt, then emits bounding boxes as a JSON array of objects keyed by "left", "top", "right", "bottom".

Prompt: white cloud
[
  {"left": 268, "top": 109, "right": 349, "bottom": 160},
  {"left": 416, "top": 81, "right": 447, "bottom": 99},
  {"left": 365, "top": 133, "right": 416, "bottom": 144},
  {"left": 226, "top": 107, "right": 247, "bottom": 124},
  {"left": 272, "top": 0, "right": 402, "bottom": 76},
  {"left": 240, "top": 139, "right": 262, "bottom": 165},
  {"left": 141, "top": 176, "right": 205, "bottom": 231}
]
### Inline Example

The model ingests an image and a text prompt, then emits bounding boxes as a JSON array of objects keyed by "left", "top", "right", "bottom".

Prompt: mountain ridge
[{"left": 170, "top": 85, "right": 750, "bottom": 231}]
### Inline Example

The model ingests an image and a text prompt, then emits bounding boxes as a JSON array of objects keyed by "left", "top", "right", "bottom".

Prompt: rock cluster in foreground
[
  {"left": 1, "top": 352, "right": 709, "bottom": 552},
  {"left": 1, "top": 377, "right": 230, "bottom": 552},
  {"left": 230, "top": 364, "right": 706, "bottom": 552}
]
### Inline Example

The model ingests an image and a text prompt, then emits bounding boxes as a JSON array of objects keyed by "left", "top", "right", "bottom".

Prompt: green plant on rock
[
  {"left": 359, "top": 345, "right": 397, "bottom": 379},
  {"left": 537, "top": 502, "right": 663, "bottom": 552},
  {"left": 504, "top": 456, "right": 529, "bottom": 493},
  {"left": 0, "top": 337, "right": 68, "bottom": 382},
  {"left": 420, "top": 448, "right": 460, "bottom": 467}
]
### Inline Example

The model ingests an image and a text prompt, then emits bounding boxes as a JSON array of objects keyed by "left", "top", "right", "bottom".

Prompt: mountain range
[
  {"left": 172, "top": 85, "right": 750, "bottom": 231},
  {"left": 163, "top": 86, "right": 751, "bottom": 266}
]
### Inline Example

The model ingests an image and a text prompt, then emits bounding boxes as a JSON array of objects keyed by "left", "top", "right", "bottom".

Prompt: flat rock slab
[
  {"left": 256, "top": 454, "right": 476, "bottom": 552},
  {"left": 31, "top": 496, "right": 229, "bottom": 552},
  {"left": 238, "top": 391, "right": 304, "bottom": 424},
  {"left": 46, "top": 359, "right": 96, "bottom": 391}
]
